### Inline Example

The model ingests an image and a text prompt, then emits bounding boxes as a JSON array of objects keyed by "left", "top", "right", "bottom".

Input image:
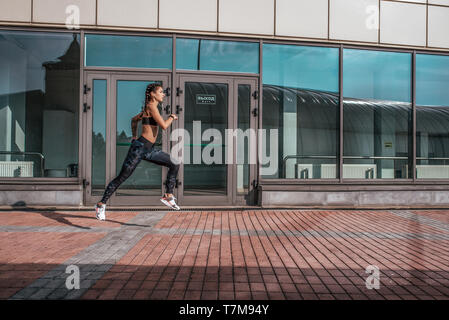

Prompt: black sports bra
[{"left": 142, "top": 117, "right": 157, "bottom": 126}]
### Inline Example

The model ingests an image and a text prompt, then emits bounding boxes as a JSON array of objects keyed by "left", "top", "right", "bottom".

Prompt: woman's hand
[{"left": 169, "top": 114, "right": 178, "bottom": 120}]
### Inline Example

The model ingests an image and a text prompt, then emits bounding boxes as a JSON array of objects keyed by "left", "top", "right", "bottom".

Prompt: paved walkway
[{"left": 0, "top": 208, "right": 448, "bottom": 300}]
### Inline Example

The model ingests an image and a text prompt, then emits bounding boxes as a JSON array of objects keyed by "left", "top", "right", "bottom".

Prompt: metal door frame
[
  {"left": 83, "top": 71, "right": 172, "bottom": 206},
  {"left": 84, "top": 72, "right": 110, "bottom": 204},
  {"left": 233, "top": 78, "right": 259, "bottom": 206},
  {"left": 176, "top": 74, "right": 259, "bottom": 206}
]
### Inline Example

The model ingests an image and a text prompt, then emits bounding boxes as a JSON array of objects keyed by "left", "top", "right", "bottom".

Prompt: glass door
[
  {"left": 84, "top": 72, "right": 109, "bottom": 204},
  {"left": 234, "top": 79, "right": 258, "bottom": 205},
  {"left": 84, "top": 72, "right": 171, "bottom": 206},
  {"left": 176, "top": 75, "right": 258, "bottom": 206}
]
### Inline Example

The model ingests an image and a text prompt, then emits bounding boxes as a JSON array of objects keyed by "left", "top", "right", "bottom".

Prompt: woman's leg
[
  {"left": 98, "top": 142, "right": 143, "bottom": 205},
  {"left": 144, "top": 149, "right": 180, "bottom": 196}
]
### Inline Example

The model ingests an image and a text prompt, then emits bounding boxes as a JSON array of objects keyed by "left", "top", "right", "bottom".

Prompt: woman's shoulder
[{"left": 132, "top": 111, "right": 145, "bottom": 120}]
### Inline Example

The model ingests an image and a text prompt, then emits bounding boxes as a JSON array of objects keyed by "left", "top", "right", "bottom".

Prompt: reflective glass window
[
  {"left": 176, "top": 38, "right": 259, "bottom": 73},
  {"left": 262, "top": 44, "right": 339, "bottom": 179},
  {"left": 0, "top": 30, "right": 80, "bottom": 178},
  {"left": 91, "top": 79, "right": 107, "bottom": 193},
  {"left": 343, "top": 49, "right": 412, "bottom": 179},
  {"left": 85, "top": 34, "right": 172, "bottom": 69},
  {"left": 416, "top": 54, "right": 449, "bottom": 178},
  {"left": 416, "top": 54, "right": 449, "bottom": 107}
]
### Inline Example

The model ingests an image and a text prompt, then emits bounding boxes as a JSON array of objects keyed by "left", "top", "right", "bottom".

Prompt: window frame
[{"left": 1, "top": 26, "right": 449, "bottom": 186}]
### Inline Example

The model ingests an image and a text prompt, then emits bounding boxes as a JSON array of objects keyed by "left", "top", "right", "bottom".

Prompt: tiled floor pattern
[{"left": 0, "top": 209, "right": 448, "bottom": 300}]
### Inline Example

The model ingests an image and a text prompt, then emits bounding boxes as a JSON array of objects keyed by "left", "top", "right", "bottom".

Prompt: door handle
[{"left": 164, "top": 105, "right": 171, "bottom": 114}]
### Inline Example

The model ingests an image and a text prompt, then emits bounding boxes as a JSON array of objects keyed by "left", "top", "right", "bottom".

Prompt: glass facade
[
  {"left": 1, "top": 29, "right": 449, "bottom": 187},
  {"left": 176, "top": 38, "right": 259, "bottom": 73},
  {"left": 85, "top": 34, "right": 172, "bottom": 69},
  {"left": 343, "top": 49, "right": 412, "bottom": 179},
  {"left": 416, "top": 54, "right": 449, "bottom": 178},
  {"left": 0, "top": 30, "right": 80, "bottom": 178},
  {"left": 262, "top": 44, "right": 339, "bottom": 179}
]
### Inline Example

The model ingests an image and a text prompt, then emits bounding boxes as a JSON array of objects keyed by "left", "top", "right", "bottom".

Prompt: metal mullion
[
  {"left": 0, "top": 25, "right": 81, "bottom": 34},
  {"left": 172, "top": 33, "right": 178, "bottom": 199},
  {"left": 341, "top": 44, "right": 414, "bottom": 54},
  {"left": 414, "top": 50, "right": 449, "bottom": 56},
  {"left": 258, "top": 39, "right": 263, "bottom": 193},
  {"left": 229, "top": 78, "right": 235, "bottom": 204},
  {"left": 84, "top": 72, "right": 109, "bottom": 204},
  {"left": 175, "top": 70, "right": 259, "bottom": 77},
  {"left": 83, "top": 29, "right": 173, "bottom": 38},
  {"left": 174, "top": 33, "right": 260, "bottom": 44},
  {"left": 83, "top": 67, "right": 172, "bottom": 73},
  {"left": 412, "top": 50, "right": 417, "bottom": 181},
  {"left": 252, "top": 77, "right": 259, "bottom": 205},
  {"left": 263, "top": 39, "right": 340, "bottom": 49},
  {"left": 260, "top": 178, "right": 339, "bottom": 184},
  {"left": 179, "top": 75, "right": 186, "bottom": 204},
  {"left": 0, "top": 177, "right": 79, "bottom": 184},
  {"left": 79, "top": 29, "right": 85, "bottom": 187},
  {"left": 233, "top": 77, "right": 258, "bottom": 205},
  {"left": 339, "top": 44, "right": 344, "bottom": 183},
  {"left": 107, "top": 74, "right": 115, "bottom": 202},
  {"left": 232, "top": 79, "right": 239, "bottom": 205},
  {"left": 84, "top": 73, "right": 92, "bottom": 202}
]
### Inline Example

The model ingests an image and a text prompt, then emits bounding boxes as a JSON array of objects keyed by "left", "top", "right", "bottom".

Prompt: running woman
[{"left": 95, "top": 83, "right": 180, "bottom": 221}]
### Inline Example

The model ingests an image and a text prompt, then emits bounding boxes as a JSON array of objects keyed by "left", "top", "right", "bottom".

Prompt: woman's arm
[
  {"left": 131, "top": 111, "right": 144, "bottom": 139},
  {"left": 149, "top": 104, "right": 177, "bottom": 130}
]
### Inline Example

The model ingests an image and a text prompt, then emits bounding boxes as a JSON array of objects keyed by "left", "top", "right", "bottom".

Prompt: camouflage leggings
[{"left": 100, "top": 138, "right": 179, "bottom": 203}]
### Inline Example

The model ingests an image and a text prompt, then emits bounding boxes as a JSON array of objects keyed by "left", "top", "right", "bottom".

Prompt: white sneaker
[
  {"left": 95, "top": 204, "right": 106, "bottom": 221},
  {"left": 160, "top": 196, "right": 180, "bottom": 211}
]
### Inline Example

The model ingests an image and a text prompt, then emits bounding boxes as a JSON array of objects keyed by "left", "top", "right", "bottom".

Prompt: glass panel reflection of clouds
[{"left": 262, "top": 44, "right": 339, "bottom": 179}]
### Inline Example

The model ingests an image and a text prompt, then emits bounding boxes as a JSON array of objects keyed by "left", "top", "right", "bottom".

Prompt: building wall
[
  {"left": 0, "top": 0, "right": 448, "bottom": 50},
  {"left": 1, "top": 1, "right": 449, "bottom": 208}
]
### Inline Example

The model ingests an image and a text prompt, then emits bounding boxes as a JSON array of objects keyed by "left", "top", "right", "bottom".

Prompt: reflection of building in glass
[
  {"left": 0, "top": 32, "right": 79, "bottom": 179},
  {"left": 1, "top": 1, "right": 449, "bottom": 207},
  {"left": 42, "top": 35, "right": 80, "bottom": 177}
]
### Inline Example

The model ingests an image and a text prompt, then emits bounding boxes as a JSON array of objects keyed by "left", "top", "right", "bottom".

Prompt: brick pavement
[{"left": 0, "top": 209, "right": 448, "bottom": 300}]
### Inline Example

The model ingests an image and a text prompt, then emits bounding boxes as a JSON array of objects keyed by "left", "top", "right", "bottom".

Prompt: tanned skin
[{"left": 97, "top": 85, "right": 178, "bottom": 207}]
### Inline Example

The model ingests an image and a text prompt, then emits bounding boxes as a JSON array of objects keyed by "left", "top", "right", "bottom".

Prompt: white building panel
[
  {"left": 97, "top": 0, "right": 157, "bottom": 28},
  {"left": 428, "top": 0, "right": 449, "bottom": 6},
  {"left": 0, "top": 0, "right": 31, "bottom": 22},
  {"left": 380, "top": 1, "right": 426, "bottom": 46},
  {"left": 33, "top": 0, "right": 95, "bottom": 25},
  {"left": 428, "top": 5, "right": 449, "bottom": 48},
  {"left": 276, "top": 0, "right": 328, "bottom": 39},
  {"left": 330, "top": 0, "right": 379, "bottom": 43},
  {"left": 219, "top": 0, "right": 274, "bottom": 35},
  {"left": 159, "top": 0, "right": 217, "bottom": 32}
]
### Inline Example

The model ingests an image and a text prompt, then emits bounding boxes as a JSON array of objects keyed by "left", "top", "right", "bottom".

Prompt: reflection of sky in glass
[
  {"left": 117, "top": 81, "right": 158, "bottom": 137},
  {"left": 343, "top": 49, "right": 411, "bottom": 102},
  {"left": 263, "top": 44, "right": 339, "bottom": 93},
  {"left": 0, "top": 31, "right": 79, "bottom": 94},
  {"left": 85, "top": 34, "right": 172, "bottom": 69},
  {"left": 416, "top": 54, "right": 449, "bottom": 107},
  {"left": 176, "top": 38, "right": 199, "bottom": 70},
  {"left": 176, "top": 38, "right": 259, "bottom": 73}
]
